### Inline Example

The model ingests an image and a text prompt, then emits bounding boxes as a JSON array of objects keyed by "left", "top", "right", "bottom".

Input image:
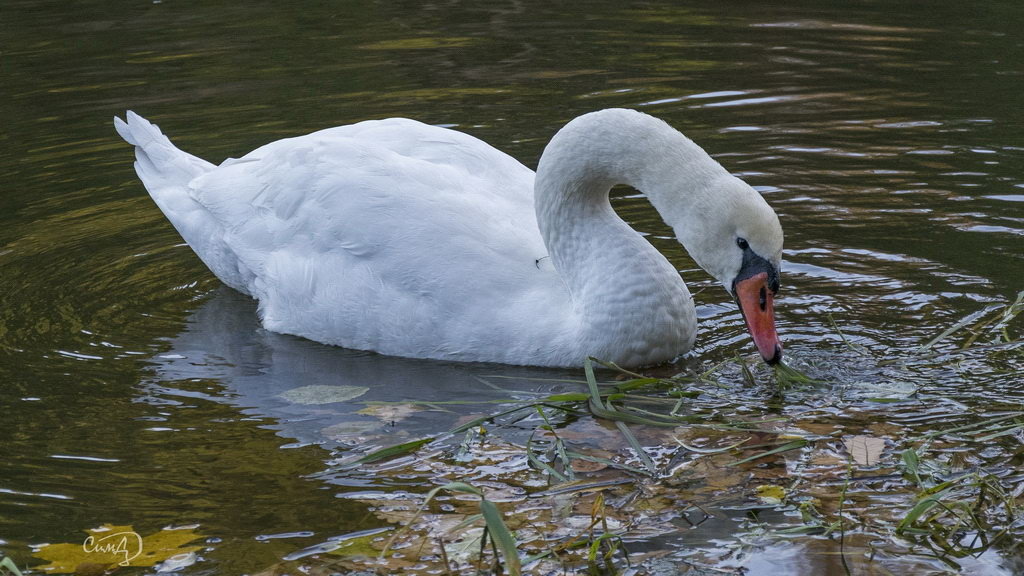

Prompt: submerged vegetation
[
  {"left": 234, "top": 292, "right": 1023, "bottom": 575},
  {"left": 14, "top": 292, "right": 1021, "bottom": 574}
]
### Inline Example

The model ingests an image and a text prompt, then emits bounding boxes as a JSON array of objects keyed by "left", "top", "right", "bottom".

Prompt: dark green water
[{"left": 2, "top": 1, "right": 1022, "bottom": 574}]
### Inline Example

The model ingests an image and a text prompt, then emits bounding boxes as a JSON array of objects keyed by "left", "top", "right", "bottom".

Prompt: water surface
[{"left": 1, "top": 1, "right": 1022, "bottom": 574}]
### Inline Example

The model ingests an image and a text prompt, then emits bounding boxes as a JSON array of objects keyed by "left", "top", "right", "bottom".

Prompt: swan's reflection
[{"left": 144, "top": 287, "right": 572, "bottom": 446}]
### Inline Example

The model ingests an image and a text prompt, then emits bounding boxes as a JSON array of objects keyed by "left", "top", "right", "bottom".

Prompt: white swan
[{"left": 115, "top": 109, "right": 783, "bottom": 368}]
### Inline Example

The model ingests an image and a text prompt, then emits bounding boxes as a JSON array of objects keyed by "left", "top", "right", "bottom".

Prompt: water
[{"left": 2, "top": 1, "right": 1022, "bottom": 574}]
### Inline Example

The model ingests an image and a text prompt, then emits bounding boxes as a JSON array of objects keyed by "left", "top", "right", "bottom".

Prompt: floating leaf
[
  {"left": 278, "top": 385, "right": 369, "bottom": 405},
  {"left": 756, "top": 484, "right": 787, "bottom": 505},
  {"left": 321, "top": 420, "right": 384, "bottom": 442},
  {"left": 843, "top": 435, "right": 886, "bottom": 467},
  {"left": 32, "top": 525, "right": 203, "bottom": 573},
  {"left": 356, "top": 402, "right": 420, "bottom": 423}
]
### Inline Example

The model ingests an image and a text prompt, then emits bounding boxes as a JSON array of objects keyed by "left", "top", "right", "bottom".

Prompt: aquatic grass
[
  {"left": 353, "top": 364, "right": 687, "bottom": 475},
  {"left": 525, "top": 407, "right": 575, "bottom": 483},
  {"left": 379, "top": 481, "right": 522, "bottom": 576},
  {"left": 521, "top": 490, "right": 632, "bottom": 572},
  {"left": 910, "top": 289, "right": 1024, "bottom": 361},
  {"left": 354, "top": 437, "right": 437, "bottom": 465},
  {"left": 991, "top": 289, "right": 1024, "bottom": 341},
  {"left": 0, "top": 557, "right": 25, "bottom": 576},
  {"left": 354, "top": 399, "right": 570, "bottom": 466},
  {"left": 585, "top": 492, "right": 627, "bottom": 574},
  {"left": 884, "top": 413, "right": 1024, "bottom": 563},
  {"left": 330, "top": 299, "right": 1023, "bottom": 574},
  {"left": 827, "top": 311, "right": 871, "bottom": 356},
  {"left": 726, "top": 438, "right": 809, "bottom": 467},
  {"left": 585, "top": 357, "right": 659, "bottom": 474},
  {"left": 526, "top": 435, "right": 569, "bottom": 482},
  {"left": 894, "top": 471, "right": 1017, "bottom": 562},
  {"left": 773, "top": 361, "right": 822, "bottom": 386}
]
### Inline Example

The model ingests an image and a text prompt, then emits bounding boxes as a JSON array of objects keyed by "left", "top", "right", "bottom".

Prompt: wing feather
[{"left": 184, "top": 119, "right": 560, "bottom": 358}]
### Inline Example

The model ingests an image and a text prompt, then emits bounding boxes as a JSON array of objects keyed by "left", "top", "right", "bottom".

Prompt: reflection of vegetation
[
  {"left": 359, "top": 37, "right": 477, "bottom": 51},
  {"left": 382, "top": 482, "right": 522, "bottom": 575}
]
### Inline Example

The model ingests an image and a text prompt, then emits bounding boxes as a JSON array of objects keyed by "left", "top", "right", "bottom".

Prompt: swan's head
[{"left": 672, "top": 175, "right": 784, "bottom": 364}]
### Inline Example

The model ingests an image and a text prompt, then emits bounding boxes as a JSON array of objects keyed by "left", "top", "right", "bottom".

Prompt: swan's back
[{"left": 119, "top": 114, "right": 575, "bottom": 364}]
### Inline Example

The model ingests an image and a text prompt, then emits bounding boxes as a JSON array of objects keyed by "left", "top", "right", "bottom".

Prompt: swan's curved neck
[
  {"left": 533, "top": 109, "right": 729, "bottom": 361},
  {"left": 535, "top": 109, "right": 726, "bottom": 291}
]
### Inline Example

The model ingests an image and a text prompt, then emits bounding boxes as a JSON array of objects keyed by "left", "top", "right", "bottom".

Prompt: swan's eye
[{"left": 736, "top": 237, "right": 749, "bottom": 250}]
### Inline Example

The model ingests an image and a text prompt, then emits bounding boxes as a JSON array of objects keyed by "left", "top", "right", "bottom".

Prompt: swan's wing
[{"left": 186, "top": 119, "right": 558, "bottom": 356}]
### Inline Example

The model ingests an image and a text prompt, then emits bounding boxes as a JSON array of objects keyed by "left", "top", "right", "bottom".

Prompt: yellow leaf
[
  {"left": 32, "top": 525, "right": 203, "bottom": 573},
  {"left": 755, "top": 484, "right": 786, "bottom": 505}
]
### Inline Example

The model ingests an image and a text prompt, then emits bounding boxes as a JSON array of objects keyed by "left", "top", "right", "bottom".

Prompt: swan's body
[{"left": 115, "top": 109, "right": 783, "bottom": 367}]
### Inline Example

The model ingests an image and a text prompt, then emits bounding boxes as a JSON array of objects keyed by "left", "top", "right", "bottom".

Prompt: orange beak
[{"left": 734, "top": 272, "right": 782, "bottom": 364}]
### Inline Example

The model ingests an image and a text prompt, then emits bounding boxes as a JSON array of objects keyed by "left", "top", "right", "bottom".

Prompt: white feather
[{"left": 115, "top": 109, "right": 783, "bottom": 367}]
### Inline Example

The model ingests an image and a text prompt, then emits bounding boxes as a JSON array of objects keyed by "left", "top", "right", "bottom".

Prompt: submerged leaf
[
  {"left": 279, "top": 385, "right": 369, "bottom": 404},
  {"left": 843, "top": 435, "right": 886, "bottom": 467},
  {"left": 357, "top": 402, "right": 420, "bottom": 423},
  {"left": 32, "top": 525, "right": 203, "bottom": 573}
]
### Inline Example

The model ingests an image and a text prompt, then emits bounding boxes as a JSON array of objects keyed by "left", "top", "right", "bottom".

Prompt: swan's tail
[
  {"left": 115, "top": 111, "right": 254, "bottom": 295},
  {"left": 114, "top": 111, "right": 214, "bottom": 192}
]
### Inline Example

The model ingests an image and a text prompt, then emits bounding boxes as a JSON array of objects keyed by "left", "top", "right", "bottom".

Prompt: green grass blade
[
  {"left": 584, "top": 357, "right": 603, "bottom": 405},
  {"left": 612, "top": 378, "right": 665, "bottom": 392},
  {"left": 356, "top": 437, "right": 436, "bottom": 464},
  {"left": 587, "top": 397, "right": 682, "bottom": 426},
  {"left": 917, "top": 307, "right": 996, "bottom": 352},
  {"left": 590, "top": 357, "right": 648, "bottom": 379},
  {"left": 448, "top": 404, "right": 534, "bottom": 434},
  {"left": 774, "top": 362, "right": 822, "bottom": 385},
  {"left": 728, "top": 439, "right": 808, "bottom": 467},
  {"left": 901, "top": 448, "right": 922, "bottom": 485},
  {"left": 526, "top": 437, "right": 568, "bottom": 482},
  {"left": 926, "top": 413, "right": 1024, "bottom": 439},
  {"left": 675, "top": 437, "right": 749, "bottom": 454},
  {"left": 528, "top": 478, "right": 634, "bottom": 498},
  {"left": 480, "top": 499, "right": 521, "bottom": 575},
  {"left": 614, "top": 420, "right": 658, "bottom": 475},
  {"left": 431, "top": 481, "right": 485, "bottom": 499},
  {"left": 1, "top": 558, "right": 25, "bottom": 576},
  {"left": 563, "top": 451, "right": 649, "bottom": 475},
  {"left": 554, "top": 436, "right": 575, "bottom": 481},
  {"left": 543, "top": 392, "right": 591, "bottom": 402},
  {"left": 896, "top": 488, "right": 953, "bottom": 534}
]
